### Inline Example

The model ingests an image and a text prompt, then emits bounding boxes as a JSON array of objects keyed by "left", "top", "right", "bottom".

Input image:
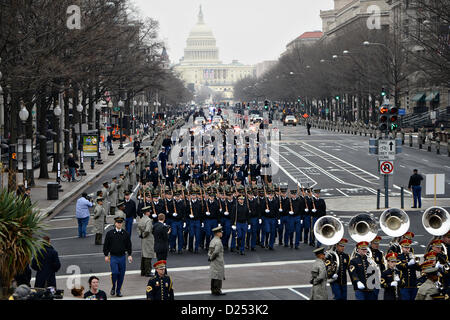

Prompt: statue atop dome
[{"left": 198, "top": 5, "right": 204, "bottom": 24}]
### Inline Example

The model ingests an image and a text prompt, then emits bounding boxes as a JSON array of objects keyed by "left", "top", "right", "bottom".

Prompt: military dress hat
[
  {"left": 212, "top": 226, "right": 223, "bottom": 233},
  {"left": 290, "top": 189, "right": 297, "bottom": 194},
  {"left": 313, "top": 247, "right": 325, "bottom": 255},
  {"left": 313, "top": 189, "right": 321, "bottom": 193},
  {"left": 385, "top": 252, "right": 398, "bottom": 262},
  {"left": 371, "top": 236, "right": 382, "bottom": 243},
  {"left": 124, "top": 191, "right": 131, "bottom": 196},
  {"left": 399, "top": 239, "right": 412, "bottom": 247},
  {"left": 103, "top": 182, "right": 109, "bottom": 186},
  {"left": 120, "top": 173, "right": 125, "bottom": 177},
  {"left": 96, "top": 197, "right": 104, "bottom": 202},
  {"left": 403, "top": 231, "right": 415, "bottom": 239},
  {"left": 357, "top": 241, "right": 370, "bottom": 249},
  {"left": 112, "top": 177, "right": 117, "bottom": 180},
  {"left": 238, "top": 195, "right": 245, "bottom": 200},
  {"left": 337, "top": 238, "right": 348, "bottom": 246},
  {"left": 424, "top": 251, "right": 437, "bottom": 261},
  {"left": 114, "top": 217, "right": 124, "bottom": 223},
  {"left": 117, "top": 201, "right": 125, "bottom": 207},
  {"left": 141, "top": 206, "right": 151, "bottom": 212},
  {"left": 430, "top": 239, "right": 443, "bottom": 247},
  {"left": 153, "top": 260, "right": 167, "bottom": 269}
]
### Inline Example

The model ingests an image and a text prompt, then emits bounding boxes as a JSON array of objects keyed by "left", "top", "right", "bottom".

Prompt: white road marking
[
  {"left": 52, "top": 234, "right": 94, "bottom": 241},
  {"left": 393, "top": 184, "right": 412, "bottom": 195},
  {"left": 288, "top": 288, "right": 310, "bottom": 300},
  {"left": 335, "top": 188, "right": 350, "bottom": 197}
]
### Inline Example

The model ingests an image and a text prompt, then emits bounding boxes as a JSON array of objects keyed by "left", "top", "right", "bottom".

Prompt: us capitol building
[{"left": 174, "top": 6, "right": 255, "bottom": 102}]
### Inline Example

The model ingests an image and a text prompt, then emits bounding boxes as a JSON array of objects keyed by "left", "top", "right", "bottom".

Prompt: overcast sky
[{"left": 131, "top": 0, "right": 334, "bottom": 65}]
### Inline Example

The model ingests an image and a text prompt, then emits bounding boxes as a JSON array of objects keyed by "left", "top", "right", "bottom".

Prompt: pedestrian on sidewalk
[
  {"left": 93, "top": 197, "right": 106, "bottom": 245},
  {"left": 67, "top": 153, "right": 79, "bottom": 182},
  {"left": 107, "top": 134, "right": 113, "bottom": 152},
  {"left": 138, "top": 206, "right": 156, "bottom": 277},
  {"left": 103, "top": 217, "right": 132, "bottom": 298},
  {"left": 208, "top": 226, "right": 226, "bottom": 296},
  {"left": 31, "top": 236, "right": 61, "bottom": 289},
  {"left": 408, "top": 169, "right": 424, "bottom": 208},
  {"left": 76, "top": 192, "right": 94, "bottom": 238},
  {"left": 307, "top": 122, "right": 312, "bottom": 136},
  {"left": 133, "top": 139, "right": 141, "bottom": 158},
  {"left": 84, "top": 276, "right": 107, "bottom": 300}
]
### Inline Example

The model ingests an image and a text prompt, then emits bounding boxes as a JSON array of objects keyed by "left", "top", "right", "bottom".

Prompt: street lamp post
[
  {"left": 133, "top": 100, "right": 137, "bottom": 136},
  {"left": 77, "top": 103, "right": 86, "bottom": 176},
  {"left": 19, "top": 104, "right": 29, "bottom": 188},
  {"left": 107, "top": 101, "right": 115, "bottom": 156},
  {"left": 53, "top": 104, "right": 62, "bottom": 189},
  {"left": 118, "top": 100, "right": 124, "bottom": 149},
  {"left": 95, "top": 102, "right": 104, "bottom": 164}
]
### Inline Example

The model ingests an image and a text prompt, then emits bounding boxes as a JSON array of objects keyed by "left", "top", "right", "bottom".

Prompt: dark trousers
[
  {"left": 412, "top": 186, "right": 422, "bottom": 208},
  {"left": 211, "top": 279, "right": 223, "bottom": 294},
  {"left": 331, "top": 282, "right": 347, "bottom": 300},
  {"left": 110, "top": 255, "right": 126, "bottom": 294},
  {"left": 140, "top": 257, "right": 152, "bottom": 276},
  {"left": 77, "top": 217, "right": 89, "bottom": 238}
]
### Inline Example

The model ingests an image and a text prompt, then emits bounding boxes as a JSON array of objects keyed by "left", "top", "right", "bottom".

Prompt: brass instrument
[
  {"left": 423, "top": 207, "right": 449, "bottom": 261},
  {"left": 380, "top": 208, "right": 410, "bottom": 238},
  {"left": 313, "top": 216, "right": 344, "bottom": 281}
]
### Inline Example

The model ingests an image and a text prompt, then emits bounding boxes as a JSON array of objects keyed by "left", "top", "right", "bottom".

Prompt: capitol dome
[{"left": 183, "top": 6, "right": 220, "bottom": 64}]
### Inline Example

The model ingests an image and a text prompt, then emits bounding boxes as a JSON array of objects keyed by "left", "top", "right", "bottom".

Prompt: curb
[{"left": 40, "top": 146, "right": 133, "bottom": 221}]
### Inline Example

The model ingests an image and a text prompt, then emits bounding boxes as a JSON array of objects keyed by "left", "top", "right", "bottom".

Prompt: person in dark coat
[
  {"left": 31, "top": 236, "right": 61, "bottom": 288},
  {"left": 123, "top": 191, "right": 137, "bottom": 236},
  {"left": 307, "top": 122, "right": 312, "bottom": 136},
  {"left": 152, "top": 214, "right": 171, "bottom": 263},
  {"left": 408, "top": 169, "right": 424, "bottom": 208},
  {"left": 67, "top": 153, "right": 79, "bottom": 182},
  {"left": 133, "top": 139, "right": 141, "bottom": 158}
]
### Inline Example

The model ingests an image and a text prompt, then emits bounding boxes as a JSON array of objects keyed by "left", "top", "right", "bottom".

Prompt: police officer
[
  {"left": 103, "top": 217, "right": 132, "bottom": 297},
  {"left": 145, "top": 260, "right": 174, "bottom": 301},
  {"left": 327, "top": 238, "right": 350, "bottom": 300},
  {"left": 349, "top": 241, "right": 377, "bottom": 300}
]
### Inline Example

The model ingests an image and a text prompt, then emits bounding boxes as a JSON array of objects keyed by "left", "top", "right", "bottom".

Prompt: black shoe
[
  {"left": 290, "top": 244, "right": 293, "bottom": 248},
  {"left": 178, "top": 250, "right": 183, "bottom": 254},
  {"left": 269, "top": 247, "right": 274, "bottom": 251},
  {"left": 278, "top": 242, "right": 283, "bottom": 246},
  {"left": 295, "top": 246, "right": 299, "bottom": 250},
  {"left": 230, "top": 248, "right": 235, "bottom": 253},
  {"left": 110, "top": 289, "right": 115, "bottom": 296},
  {"left": 284, "top": 245, "right": 289, "bottom": 248},
  {"left": 116, "top": 293, "right": 123, "bottom": 298},
  {"left": 260, "top": 244, "right": 265, "bottom": 248},
  {"left": 411, "top": 206, "right": 417, "bottom": 208},
  {"left": 188, "top": 248, "right": 193, "bottom": 253},
  {"left": 251, "top": 248, "right": 256, "bottom": 251},
  {"left": 194, "top": 249, "right": 199, "bottom": 254},
  {"left": 217, "top": 291, "right": 226, "bottom": 296},
  {"left": 309, "top": 243, "right": 314, "bottom": 247},
  {"left": 240, "top": 251, "right": 245, "bottom": 255}
]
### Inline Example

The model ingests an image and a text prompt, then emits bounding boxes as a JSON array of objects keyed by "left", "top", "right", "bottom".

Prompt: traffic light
[
  {"left": 378, "top": 105, "right": 389, "bottom": 131},
  {"left": 381, "top": 87, "right": 386, "bottom": 97},
  {"left": 297, "top": 98, "right": 301, "bottom": 103},
  {"left": 264, "top": 100, "right": 269, "bottom": 110},
  {"left": 335, "top": 95, "right": 340, "bottom": 101},
  {"left": 389, "top": 106, "right": 399, "bottom": 131}
]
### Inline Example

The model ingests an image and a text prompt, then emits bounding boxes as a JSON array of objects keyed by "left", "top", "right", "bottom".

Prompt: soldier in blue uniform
[
  {"left": 349, "top": 241, "right": 378, "bottom": 300},
  {"left": 187, "top": 189, "right": 203, "bottom": 253},
  {"left": 169, "top": 190, "right": 186, "bottom": 254},
  {"left": 232, "top": 195, "right": 249, "bottom": 255},
  {"left": 246, "top": 189, "right": 261, "bottom": 251},
  {"left": 312, "top": 189, "right": 326, "bottom": 247},
  {"left": 204, "top": 189, "right": 220, "bottom": 250},
  {"left": 262, "top": 188, "right": 279, "bottom": 250},
  {"left": 370, "top": 235, "right": 385, "bottom": 299},
  {"left": 380, "top": 252, "right": 401, "bottom": 300},
  {"left": 146, "top": 260, "right": 174, "bottom": 301}
]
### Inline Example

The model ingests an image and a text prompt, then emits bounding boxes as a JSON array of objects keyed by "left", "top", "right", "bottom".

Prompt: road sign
[
  {"left": 425, "top": 174, "right": 445, "bottom": 195},
  {"left": 399, "top": 108, "right": 406, "bottom": 116},
  {"left": 380, "top": 161, "right": 394, "bottom": 175},
  {"left": 378, "top": 140, "right": 396, "bottom": 160}
]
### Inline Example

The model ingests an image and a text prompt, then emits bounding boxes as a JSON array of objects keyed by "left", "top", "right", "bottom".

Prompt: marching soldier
[
  {"left": 261, "top": 188, "right": 279, "bottom": 251},
  {"left": 101, "top": 182, "right": 112, "bottom": 216},
  {"left": 145, "top": 260, "right": 174, "bottom": 301},
  {"left": 109, "top": 177, "right": 118, "bottom": 216},
  {"left": 150, "top": 190, "right": 165, "bottom": 224},
  {"left": 246, "top": 189, "right": 261, "bottom": 252},
  {"left": 397, "top": 239, "right": 421, "bottom": 300},
  {"left": 124, "top": 164, "right": 131, "bottom": 192},
  {"left": 129, "top": 160, "right": 137, "bottom": 191},
  {"left": 93, "top": 198, "right": 106, "bottom": 245},
  {"left": 187, "top": 189, "right": 203, "bottom": 253},
  {"left": 137, "top": 207, "right": 156, "bottom": 277},
  {"left": 114, "top": 202, "right": 127, "bottom": 230},
  {"left": 312, "top": 189, "right": 326, "bottom": 247},
  {"left": 302, "top": 188, "right": 313, "bottom": 246},
  {"left": 117, "top": 173, "right": 125, "bottom": 202},
  {"left": 169, "top": 190, "right": 186, "bottom": 254},
  {"left": 221, "top": 190, "right": 234, "bottom": 251},
  {"left": 327, "top": 238, "right": 350, "bottom": 300},
  {"left": 277, "top": 184, "right": 290, "bottom": 247},
  {"left": 204, "top": 190, "right": 219, "bottom": 250},
  {"left": 380, "top": 252, "right": 401, "bottom": 300},
  {"left": 370, "top": 235, "right": 385, "bottom": 299},
  {"left": 232, "top": 195, "right": 249, "bottom": 255},
  {"left": 290, "top": 188, "right": 305, "bottom": 250},
  {"left": 349, "top": 241, "right": 377, "bottom": 300}
]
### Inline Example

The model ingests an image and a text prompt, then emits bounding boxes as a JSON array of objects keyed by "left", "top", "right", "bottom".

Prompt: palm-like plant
[{"left": 0, "top": 188, "right": 47, "bottom": 299}]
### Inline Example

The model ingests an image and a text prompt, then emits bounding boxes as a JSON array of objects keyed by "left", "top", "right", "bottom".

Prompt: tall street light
[
  {"left": 118, "top": 100, "right": 124, "bottom": 149},
  {"left": 107, "top": 100, "right": 115, "bottom": 156},
  {"left": 77, "top": 103, "right": 86, "bottom": 175},
  {"left": 95, "top": 101, "right": 104, "bottom": 164},
  {"left": 19, "top": 104, "right": 29, "bottom": 188},
  {"left": 53, "top": 104, "right": 63, "bottom": 190}
]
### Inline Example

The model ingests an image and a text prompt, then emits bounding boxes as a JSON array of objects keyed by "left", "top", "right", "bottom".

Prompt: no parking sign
[{"left": 380, "top": 161, "right": 394, "bottom": 175}]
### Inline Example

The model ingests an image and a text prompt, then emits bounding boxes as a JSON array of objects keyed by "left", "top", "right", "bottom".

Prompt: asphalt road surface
[{"left": 37, "top": 109, "right": 450, "bottom": 300}]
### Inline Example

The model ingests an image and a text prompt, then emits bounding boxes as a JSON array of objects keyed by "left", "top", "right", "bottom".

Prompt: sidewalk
[{"left": 9, "top": 137, "right": 141, "bottom": 219}]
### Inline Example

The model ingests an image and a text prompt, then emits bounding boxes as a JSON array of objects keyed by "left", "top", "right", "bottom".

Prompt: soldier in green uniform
[
  {"left": 145, "top": 260, "right": 174, "bottom": 300},
  {"left": 415, "top": 262, "right": 445, "bottom": 300},
  {"left": 138, "top": 206, "right": 156, "bottom": 277},
  {"left": 93, "top": 198, "right": 106, "bottom": 245}
]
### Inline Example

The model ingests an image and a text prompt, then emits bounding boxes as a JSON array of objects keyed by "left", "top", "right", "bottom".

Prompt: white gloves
[
  {"left": 357, "top": 281, "right": 365, "bottom": 290},
  {"left": 152, "top": 213, "right": 157, "bottom": 218},
  {"left": 390, "top": 281, "right": 398, "bottom": 287},
  {"left": 224, "top": 211, "right": 229, "bottom": 216},
  {"left": 312, "top": 209, "right": 317, "bottom": 213},
  {"left": 300, "top": 220, "right": 304, "bottom": 224},
  {"left": 133, "top": 219, "right": 136, "bottom": 224},
  {"left": 278, "top": 220, "right": 281, "bottom": 225},
  {"left": 218, "top": 223, "right": 221, "bottom": 227},
  {"left": 248, "top": 225, "right": 251, "bottom": 230},
  {"left": 205, "top": 211, "right": 210, "bottom": 216},
  {"left": 259, "top": 219, "right": 262, "bottom": 224},
  {"left": 408, "top": 259, "right": 415, "bottom": 266},
  {"left": 265, "top": 209, "right": 270, "bottom": 213},
  {"left": 332, "top": 274, "right": 338, "bottom": 280},
  {"left": 305, "top": 208, "right": 309, "bottom": 213},
  {"left": 173, "top": 213, "right": 178, "bottom": 217},
  {"left": 436, "top": 261, "right": 442, "bottom": 270},
  {"left": 183, "top": 223, "right": 186, "bottom": 228},
  {"left": 279, "top": 208, "right": 283, "bottom": 212},
  {"left": 394, "top": 275, "right": 400, "bottom": 282},
  {"left": 189, "top": 214, "right": 194, "bottom": 219},
  {"left": 201, "top": 223, "right": 204, "bottom": 228},
  {"left": 232, "top": 225, "right": 237, "bottom": 230},
  {"left": 289, "top": 211, "right": 294, "bottom": 215}
]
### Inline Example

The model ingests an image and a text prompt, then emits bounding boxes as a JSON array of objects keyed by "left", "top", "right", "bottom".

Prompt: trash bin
[{"left": 47, "top": 182, "right": 59, "bottom": 200}]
